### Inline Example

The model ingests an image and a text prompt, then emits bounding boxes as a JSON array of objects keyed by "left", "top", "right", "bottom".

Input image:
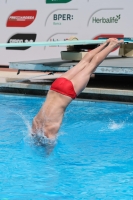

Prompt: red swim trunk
[{"left": 50, "top": 77, "right": 77, "bottom": 99}]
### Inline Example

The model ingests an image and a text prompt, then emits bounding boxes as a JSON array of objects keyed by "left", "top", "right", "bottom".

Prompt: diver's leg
[
  {"left": 71, "top": 39, "right": 123, "bottom": 95},
  {"left": 60, "top": 39, "right": 112, "bottom": 80}
]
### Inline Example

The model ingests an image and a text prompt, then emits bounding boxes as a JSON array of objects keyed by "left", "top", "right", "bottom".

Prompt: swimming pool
[{"left": 0, "top": 94, "right": 133, "bottom": 199}]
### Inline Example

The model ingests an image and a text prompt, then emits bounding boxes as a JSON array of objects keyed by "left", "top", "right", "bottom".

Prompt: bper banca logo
[
  {"left": 6, "top": 10, "right": 37, "bottom": 27},
  {"left": 53, "top": 14, "right": 73, "bottom": 25},
  {"left": 46, "top": 0, "right": 72, "bottom": 3},
  {"left": 53, "top": 14, "right": 73, "bottom": 20},
  {"left": 92, "top": 14, "right": 121, "bottom": 23},
  {"left": 6, "top": 33, "right": 37, "bottom": 50}
]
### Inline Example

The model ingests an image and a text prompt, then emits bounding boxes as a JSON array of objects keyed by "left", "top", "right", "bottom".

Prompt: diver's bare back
[{"left": 32, "top": 90, "right": 72, "bottom": 138}]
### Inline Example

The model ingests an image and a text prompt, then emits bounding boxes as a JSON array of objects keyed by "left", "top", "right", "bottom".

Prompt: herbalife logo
[
  {"left": 92, "top": 14, "right": 121, "bottom": 23},
  {"left": 49, "top": 38, "right": 68, "bottom": 46},
  {"left": 46, "top": 0, "right": 72, "bottom": 3}
]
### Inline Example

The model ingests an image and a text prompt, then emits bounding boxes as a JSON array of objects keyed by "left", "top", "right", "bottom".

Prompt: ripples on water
[{"left": 0, "top": 94, "right": 133, "bottom": 199}]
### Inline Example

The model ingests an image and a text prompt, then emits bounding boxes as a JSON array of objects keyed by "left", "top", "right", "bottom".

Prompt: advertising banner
[{"left": 0, "top": 0, "right": 132, "bottom": 65}]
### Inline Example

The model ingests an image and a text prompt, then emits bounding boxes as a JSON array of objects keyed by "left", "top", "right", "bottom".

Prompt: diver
[{"left": 32, "top": 38, "right": 123, "bottom": 143}]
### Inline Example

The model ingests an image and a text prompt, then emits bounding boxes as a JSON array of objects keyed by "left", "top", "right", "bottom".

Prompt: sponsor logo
[
  {"left": 53, "top": 14, "right": 73, "bottom": 25},
  {"left": 48, "top": 37, "right": 69, "bottom": 47},
  {"left": 6, "top": 10, "right": 37, "bottom": 27},
  {"left": 6, "top": 33, "right": 37, "bottom": 50},
  {"left": 92, "top": 14, "right": 121, "bottom": 24},
  {"left": 46, "top": 0, "right": 72, "bottom": 3}
]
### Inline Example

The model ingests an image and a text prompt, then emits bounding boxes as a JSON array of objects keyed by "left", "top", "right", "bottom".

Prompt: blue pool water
[{"left": 1, "top": 94, "right": 133, "bottom": 199}]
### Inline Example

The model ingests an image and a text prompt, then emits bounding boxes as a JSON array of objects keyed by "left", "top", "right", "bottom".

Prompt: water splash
[
  {"left": 8, "top": 109, "right": 31, "bottom": 134},
  {"left": 108, "top": 120, "right": 124, "bottom": 131}
]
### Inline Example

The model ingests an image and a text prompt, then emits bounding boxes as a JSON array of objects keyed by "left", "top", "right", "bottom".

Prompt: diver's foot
[
  {"left": 108, "top": 39, "right": 124, "bottom": 49},
  {"left": 103, "top": 38, "right": 114, "bottom": 46}
]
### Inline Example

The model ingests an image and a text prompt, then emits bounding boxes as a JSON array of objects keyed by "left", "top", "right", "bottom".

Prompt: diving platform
[{"left": 9, "top": 56, "right": 133, "bottom": 76}]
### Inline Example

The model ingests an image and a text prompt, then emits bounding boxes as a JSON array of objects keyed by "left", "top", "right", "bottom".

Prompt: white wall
[{"left": 0, "top": 0, "right": 132, "bottom": 65}]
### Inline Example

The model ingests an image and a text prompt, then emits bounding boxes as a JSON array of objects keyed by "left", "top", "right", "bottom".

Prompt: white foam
[
  {"left": 32, "top": 131, "right": 57, "bottom": 146},
  {"left": 108, "top": 120, "right": 124, "bottom": 130}
]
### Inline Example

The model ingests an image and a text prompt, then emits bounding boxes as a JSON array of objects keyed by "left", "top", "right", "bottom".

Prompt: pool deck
[
  {"left": 1, "top": 56, "right": 133, "bottom": 102},
  {"left": 9, "top": 57, "right": 133, "bottom": 75}
]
